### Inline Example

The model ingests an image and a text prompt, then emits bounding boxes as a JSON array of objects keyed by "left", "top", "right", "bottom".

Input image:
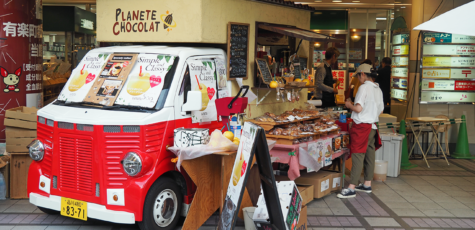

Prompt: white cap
[{"left": 355, "top": 64, "right": 372, "bottom": 74}]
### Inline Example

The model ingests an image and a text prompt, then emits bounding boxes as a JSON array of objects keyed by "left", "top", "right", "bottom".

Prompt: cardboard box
[
  {"left": 295, "top": 206, "right": 307, "bottom": 230},
  {"left": 5, "top": 106, "right": 37, "bottom": 122},
  {"left": 5, "top": 127, "right": 37, "bottom": 138},
  {"left": 297, "top": 185, "right": 314, "bottom": 206},
  {"left": 10, "top": 154, "right": 33, "bottom": 199},
  {"left": 295, "top": 171, "right": 333, "bottom": 199},
  {"left": 331, "top": 172, "right": 343, "bottom": 191}
]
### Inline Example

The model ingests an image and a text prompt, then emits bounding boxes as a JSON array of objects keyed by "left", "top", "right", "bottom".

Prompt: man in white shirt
[{"left": 337, "top": 64, "right": 384, "bottom": 199}]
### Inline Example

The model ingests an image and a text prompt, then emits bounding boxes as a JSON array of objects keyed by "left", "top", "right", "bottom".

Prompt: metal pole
[
  {"left": 386, "top": 9, "right": 392, "bottom": 57},
  {"left": 365, "top": 9, "right": 369, "bottom": 59},
  {"left": 346, "top": 9, "right": 350, "bottom": 88}
]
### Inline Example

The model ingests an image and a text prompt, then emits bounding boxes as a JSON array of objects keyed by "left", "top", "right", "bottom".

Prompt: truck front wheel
[{"left": 138, "top": 177, "right": 183, "bottom": 230}]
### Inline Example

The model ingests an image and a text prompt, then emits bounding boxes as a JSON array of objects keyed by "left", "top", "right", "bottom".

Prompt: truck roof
[{"left": 89, "top": 46, "right": 225, "bottom": 58}]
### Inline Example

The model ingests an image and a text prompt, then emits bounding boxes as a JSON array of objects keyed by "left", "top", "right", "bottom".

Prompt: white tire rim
[{"left": 153, "top": 189, "right": 177, "bottom": 227}]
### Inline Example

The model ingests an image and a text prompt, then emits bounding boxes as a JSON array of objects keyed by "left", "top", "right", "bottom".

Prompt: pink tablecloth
[{"left": 269, "top": 134, "right": 350, "bottom": 180}]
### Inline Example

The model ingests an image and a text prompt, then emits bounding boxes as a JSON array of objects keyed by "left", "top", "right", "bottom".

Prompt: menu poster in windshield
[
  {"left": 83, "top": 54, "right": 138, "bottom": 106},
  {"left": 115, "top": 54, "right": 176, "bottom": 108},
  {"left": 188, "top": 60, "right": 218, "bottom": 123},
  {"left": 58, "top": 52, "right": 111, "bottom": 102}
]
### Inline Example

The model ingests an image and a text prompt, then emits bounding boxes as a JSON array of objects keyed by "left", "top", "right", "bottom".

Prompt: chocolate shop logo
[{"left": 113, "top": 9, "right": 176, "bottom": 35}]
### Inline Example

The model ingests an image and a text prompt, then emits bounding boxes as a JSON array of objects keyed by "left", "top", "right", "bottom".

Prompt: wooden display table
[
  {"left": 180, "top": 151, "right": 253, "bottom": 230},
  {"left": 406, "top": 117, "right": 450, "bottom": 168}
]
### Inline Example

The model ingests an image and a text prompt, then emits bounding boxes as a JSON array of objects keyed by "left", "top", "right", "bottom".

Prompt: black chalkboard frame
[
  {"left": 255, "top": 58, "right": 273, "bottom": 85},
  {"left": 227, "top": 22, "right": 250, "bottom": 81}
]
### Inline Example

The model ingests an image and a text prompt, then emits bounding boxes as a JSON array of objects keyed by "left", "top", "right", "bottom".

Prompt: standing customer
[
  {"left": 350, "top": 59, "right": 372, "bottom": 101},
  {"left": 314, "top": 47, "right": 339, "bottom": 107},
  {"left": 338, "top": 64, "right": 384, "bottom": 199},
  {"left": 377, "top": 57, "right": 391, "bottom": 113}
]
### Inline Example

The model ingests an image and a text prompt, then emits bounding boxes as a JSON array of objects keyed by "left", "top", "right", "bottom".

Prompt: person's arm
[
  {"left": 345, "top": 100, "right": 363, "bottom": 113},
  {"left": 315, "top": 66, "right": 336, "bottom": 93},
  {"left": 346, "top": 85, "right": 366, "bottom": 113}
]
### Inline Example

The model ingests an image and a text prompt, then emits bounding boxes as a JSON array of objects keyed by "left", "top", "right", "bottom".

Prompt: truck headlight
[
  {"left": 122, "top": 152, "right": 142, "bottom": 176},
  {"left": 27, "top": 139, "right": 44, "bottom": 161}
]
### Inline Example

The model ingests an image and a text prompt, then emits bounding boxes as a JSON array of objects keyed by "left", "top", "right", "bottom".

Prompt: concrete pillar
[{"left": 0, "top": 0, "right": 43, "bottom": 142}]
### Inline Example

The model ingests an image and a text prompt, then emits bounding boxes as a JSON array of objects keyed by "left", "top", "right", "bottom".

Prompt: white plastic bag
[{"left": 168, "top": 130, "right": 238, "bottom": 170}]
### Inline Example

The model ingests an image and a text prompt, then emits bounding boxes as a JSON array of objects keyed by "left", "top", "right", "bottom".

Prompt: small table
[
  {"left": 180, "top": 151, "right": 253, "bottom": 230},
  {"left": 406, "top": 117, "right": 450, "bottom": 168}
]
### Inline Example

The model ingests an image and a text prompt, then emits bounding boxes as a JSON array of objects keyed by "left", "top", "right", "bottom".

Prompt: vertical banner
[
  {"left": 332, "top": 70, "right": 346, "bottom": 103},
  {"left": 188, "top": 60, "right": 218, "bottom": 123},
  {"left": 0, "top": 0, "right": 42, "bottom": 142}
]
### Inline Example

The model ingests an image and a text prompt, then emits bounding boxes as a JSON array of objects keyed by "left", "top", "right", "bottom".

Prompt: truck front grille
[{"left": 59, "top": 135, "right": 94, "bottom": 195}]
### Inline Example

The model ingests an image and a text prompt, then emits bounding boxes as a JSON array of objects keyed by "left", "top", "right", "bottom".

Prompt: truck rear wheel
[{"left": 138, "top": 177, "right": 183, "bottom": 230}]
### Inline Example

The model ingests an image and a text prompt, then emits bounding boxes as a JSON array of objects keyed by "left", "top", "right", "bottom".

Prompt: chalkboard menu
[
  {"left": 256, "top": 58, "right": 273, "bottom": 84},
  {"left": 227, "top": 22, "right": 250, "bottom": 80}
]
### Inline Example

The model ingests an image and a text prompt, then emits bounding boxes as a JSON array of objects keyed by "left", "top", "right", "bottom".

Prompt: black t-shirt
[{"left": 376, "top": 66, "right": 391, "bottom": 105}]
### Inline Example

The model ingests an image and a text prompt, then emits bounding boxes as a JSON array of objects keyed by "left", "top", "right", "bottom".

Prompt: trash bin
[
  {"left": 375, "top": 133, "right": 405, "bottom": 177},
  {"left": 243, "top": 207, "right": 257, "bottom": 230},
  {"left": 374, "top": 160, "right": 388, "bottom": 182}
]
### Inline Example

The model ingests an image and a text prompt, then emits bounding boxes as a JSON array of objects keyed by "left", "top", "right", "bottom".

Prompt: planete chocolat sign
[
  {"left": 112, "top": 9, "right": 176, "bottom": 35},
  {"left": 97, "top": 0, "right": 201, "bottom": 42}
]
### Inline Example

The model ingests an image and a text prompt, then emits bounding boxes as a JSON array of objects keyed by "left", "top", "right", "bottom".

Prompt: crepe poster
[
  {"left": 83, "top": 54, "right": 138, "bottom": 106},
  {"left": 58, "top": 52, "right": 111, "bottom": 102},
  {"left": 219, "top": 122, "right": 258, "bottom": 230},
  {"left": 188, "top": 60, "right": 218, "bottom": 123},
  {"left": 114, "top": 54, "right": 176, "bottom": 108},
  {"left": 215, "top": 58, "right": 227, "bottom": 89}
]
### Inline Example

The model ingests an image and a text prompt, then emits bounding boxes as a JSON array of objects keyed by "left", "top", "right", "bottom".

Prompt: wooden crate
[{"left": 10, "top": 154, "right": 32, "bottom": 199}]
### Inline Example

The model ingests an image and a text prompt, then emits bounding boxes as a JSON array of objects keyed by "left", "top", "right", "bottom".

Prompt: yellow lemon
[
  {"left": 233, "top": 140, "right": 240, "bottom": 145},
  {"left": 223, "top": 131, "right": 234, "bottom": 141},
  {"left": 294, "top": 78, "right": 302, "bottom": 82},
  {"left": 195, "top": 83, "right": 210, "bottom": 111},
  {"left": 127, "top": 73, "right": 151, "bottom": 96},
  {"left": 302, "top": 79, "right": 310, "bottom": 86},
  {"left": 269, "top": 81, "right": 278, "bottom": 88},
  {"left": 234, "top": 137, "right": 240, "bottom": 141},
  {"left": 68, "top": 70, "right": 88, "bottom": 92}
]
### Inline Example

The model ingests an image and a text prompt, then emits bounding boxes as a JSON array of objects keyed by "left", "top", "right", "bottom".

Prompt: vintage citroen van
[{"left": 27, "top": 46, "right": 226, "bottom": 230}]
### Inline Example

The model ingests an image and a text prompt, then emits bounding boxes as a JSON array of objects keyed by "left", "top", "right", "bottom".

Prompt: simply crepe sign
[
  {"left": 188, "top": 60, "right": 218, "bottom": 123},
  {"left": 115, "top": 54, "right": 176, "bottom": 108},
  {"left": 58, "top": 52, "right": 110, "bottom": 102}
]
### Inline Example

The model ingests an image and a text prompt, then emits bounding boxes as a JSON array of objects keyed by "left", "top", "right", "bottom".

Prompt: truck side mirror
[{"left": 182, "top": 91, "right": 203, "bottom": 112}]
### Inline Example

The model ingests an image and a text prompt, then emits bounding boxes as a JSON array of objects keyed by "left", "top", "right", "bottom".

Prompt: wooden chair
[{"left": 429, "top": 115, "right": 451, "bottom": 156}]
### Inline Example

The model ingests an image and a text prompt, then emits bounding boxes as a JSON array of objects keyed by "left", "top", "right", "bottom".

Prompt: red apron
[{"left": 349, "top": 123, "right": 382, "bottom": 157}]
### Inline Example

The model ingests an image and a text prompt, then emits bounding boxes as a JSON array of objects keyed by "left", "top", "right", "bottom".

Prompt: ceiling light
[
  {"left": 352, "top": 0, "right": 360, "bottom": 2},
  {"left": 376, "top": 18, "right": 387, "bottom": 20},
  {"left": 332, "top": 0, "right": 342, "bottom": 2},
  {"left": 314, "top": 0, "right": 322, "bottom": 2},
  {"left": 401, "top": 6, "right": 406, "bottom": 8},
  {"left": 352, "top": 29, "right": 356, "bottom": 32}
]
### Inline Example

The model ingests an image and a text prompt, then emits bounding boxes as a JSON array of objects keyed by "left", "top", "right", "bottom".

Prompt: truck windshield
[{"left": 54, "top": 56, "right": 179, "bottom": 113}]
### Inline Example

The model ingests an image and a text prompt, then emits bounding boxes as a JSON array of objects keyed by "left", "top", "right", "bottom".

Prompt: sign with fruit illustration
[
  {"left": 58, "top": 52, "right": 111, "bottom": 102},
  {"left": 219, "top": 122, "right": 258, "bottom": 230},
  {"left": 115, "top": 54, "right": 176, "bottom": 108},
  {"left": 188, "top": 60, "right": 218, "bottom": 123}
]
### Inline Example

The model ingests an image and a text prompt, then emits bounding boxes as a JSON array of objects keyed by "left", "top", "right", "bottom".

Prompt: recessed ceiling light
[
  {"left": 376, "top": 17, "right": 387, "bottom": 20},
  {"left": 314, "top": 0, "right": 322, "bottom": 2},
  {"left": 332, "top": 0, "right": 342, "bottom": 2},
  {"left": 352, "top": 0, "right": 360, "bottom": 2}
]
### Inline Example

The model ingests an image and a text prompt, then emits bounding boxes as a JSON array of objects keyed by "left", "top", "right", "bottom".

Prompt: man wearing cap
[
  {"left": 314, "top": 47, "right": 339, "bottom": 107},
  {"left": 338, "top": 64, "right": 384, "bottom": 199}
]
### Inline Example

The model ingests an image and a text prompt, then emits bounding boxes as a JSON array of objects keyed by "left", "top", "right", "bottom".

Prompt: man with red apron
[{"left": 338, "top": 64, "right": 384, "bottom": 199}]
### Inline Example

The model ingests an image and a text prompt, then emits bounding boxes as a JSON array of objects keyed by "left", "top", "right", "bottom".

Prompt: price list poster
[
  {"left": 390, "top": 33, "right": 409, "bottom": 101},
  {"left": 421, "top": 32, "right": 475, "bottom": 103}
]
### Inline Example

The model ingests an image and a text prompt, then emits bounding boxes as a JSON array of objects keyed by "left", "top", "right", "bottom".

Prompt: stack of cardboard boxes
[
  {"left": 4, "top": 106, "right": 37, "bottom": 199},
  {"left": 276, "top": 170, "right": 343, "bottom": 199}
]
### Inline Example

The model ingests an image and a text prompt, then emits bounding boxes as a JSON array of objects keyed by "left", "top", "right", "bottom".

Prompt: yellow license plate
[{"left": 60, "top": 197, "right": 87, "bottom": 221}]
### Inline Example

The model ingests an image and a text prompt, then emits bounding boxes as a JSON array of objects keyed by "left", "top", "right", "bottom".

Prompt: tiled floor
[{"left": 1, "top": 159, "right": 475, "bottom": 230}]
